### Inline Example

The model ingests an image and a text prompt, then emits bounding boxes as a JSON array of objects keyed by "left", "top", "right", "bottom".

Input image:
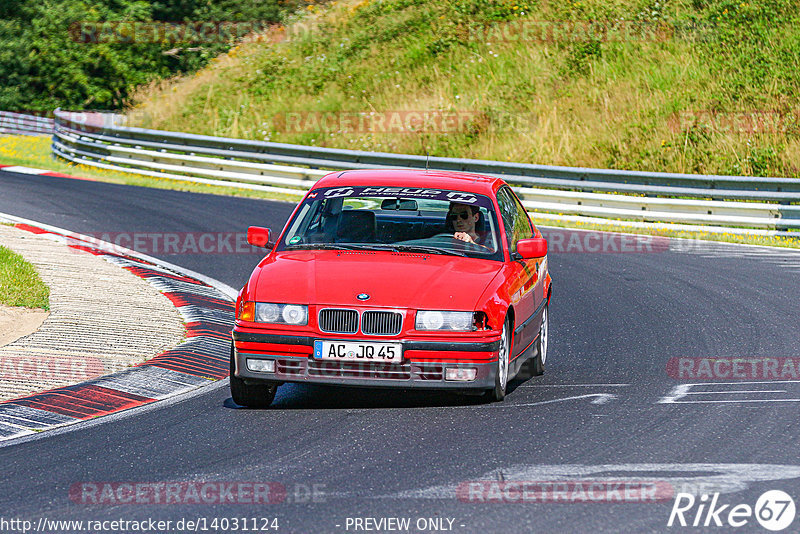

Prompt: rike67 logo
[{"left": 668, "top": 490, "right": 796, "bottom": 531}]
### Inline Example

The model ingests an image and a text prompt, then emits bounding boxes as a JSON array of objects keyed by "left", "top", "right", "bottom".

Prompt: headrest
[{"left": 336, "top": 210, "right": 376, "bottom": 242}]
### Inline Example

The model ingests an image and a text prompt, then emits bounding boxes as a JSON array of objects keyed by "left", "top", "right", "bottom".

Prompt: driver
[{"left": 447, "top": 202, "right": 482, "bottom": 244}]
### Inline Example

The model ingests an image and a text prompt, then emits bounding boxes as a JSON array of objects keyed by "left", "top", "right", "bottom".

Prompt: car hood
[{"left": 251, "top": 250, "right": 502, "bottom": 311}]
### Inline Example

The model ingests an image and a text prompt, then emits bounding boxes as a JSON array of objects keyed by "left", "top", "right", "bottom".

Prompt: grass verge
[{"left": 0, "top": 245, "right": 50, "bottom": 310}]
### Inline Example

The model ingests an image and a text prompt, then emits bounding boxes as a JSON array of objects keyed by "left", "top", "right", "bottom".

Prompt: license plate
[{"left": 314, "top": 340, "right": 403, "bottom": 363}]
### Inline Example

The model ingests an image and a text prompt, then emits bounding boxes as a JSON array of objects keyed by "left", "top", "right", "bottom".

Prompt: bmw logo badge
[{"left": 357, "top": 293, "right": 370, "bottom": 301}]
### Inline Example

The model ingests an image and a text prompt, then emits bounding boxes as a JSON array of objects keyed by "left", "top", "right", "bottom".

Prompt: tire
[
  {"left": 229, "top": 346, "right": 277, "bottom": 408},
  {"left": 484, "top": 317, "right": 511, "bottom": 402},
  {"left": 530, "top": 304, "right": 548, "bottom": 376}
]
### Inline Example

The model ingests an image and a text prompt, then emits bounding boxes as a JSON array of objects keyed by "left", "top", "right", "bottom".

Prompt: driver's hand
[{"left": 454, "top": 232, "right": 475, "bottom": 243}]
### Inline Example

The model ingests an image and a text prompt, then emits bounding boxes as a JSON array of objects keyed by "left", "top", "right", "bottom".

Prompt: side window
[
  {"left": 496, "top": 187, "right": 517, "bottom": 254},
  {"left": 496, "top": 186, "right": 533, "bottom": 255},
  {"left": 512, "top": 190, "right": 534, "bottom": 243}
]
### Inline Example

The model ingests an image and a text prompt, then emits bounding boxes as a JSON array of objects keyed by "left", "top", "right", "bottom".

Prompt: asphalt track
[{"left": 1, "top": 170, "right": 800, "bottom": 533}]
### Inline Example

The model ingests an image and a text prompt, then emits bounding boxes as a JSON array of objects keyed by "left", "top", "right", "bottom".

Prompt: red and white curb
[
  {"left": 0, "top": 164, "right": 95, "bottom": 182},
  {"left": 0, "top": 213, "right": 237, "bottom": 442}
]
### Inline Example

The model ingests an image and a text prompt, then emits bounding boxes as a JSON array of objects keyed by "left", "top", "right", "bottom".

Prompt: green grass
[
  {"left": 128, "top": 0, "right": 800, "bottom": 179},
  {"left": 0, "top": 245, "right": 50, "bottom": 310},
  {"left": 0, "top": 135, "right": 301, "bottom": 203}
]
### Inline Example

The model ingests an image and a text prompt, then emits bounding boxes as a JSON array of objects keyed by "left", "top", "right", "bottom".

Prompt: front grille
[
  {"left": 308, "top": 360, "right": 411, "bottom": 380},
  {"left": 414, "top": 364, "right": 444, "bottom": 381},
  {"left": 276, "top": 359, "right": 304, "bottom": 376},
  {"left": 318, "top": 308, "right": 358, "bottom": 334},
  {"left": 362, "top": 311, "right": 403, "bottom": 336},
  {"left": 270, "top": 359, "right": 444, "bottom": 381}
]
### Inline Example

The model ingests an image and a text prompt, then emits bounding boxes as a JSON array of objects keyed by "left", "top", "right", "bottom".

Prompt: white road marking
[
  {"left": 659, "top": 380, "right": 800, "bottom": 404},
  {"left": 675, "top": 240, "right": 800, "bottom": 271},
  {"left": 0, "top": 166, "right": 47, "bottom": 174},
  {"left": 338, "top": 392, "right": 619, "bottom": 413},
  {"left": 503, "top": 393, "right": 618, "bottom": 407},
  {"left": 383, "top": 464, "right": 800, "bottom": 500},
  {"left": 684, "top": 390, "right": 788, "bottom": 394},
  {"left": 520, "top": 383, "right": 630, "bottom": 387},
  {"left": 669, "top": 399, "right": 800, "bottom": 403}
]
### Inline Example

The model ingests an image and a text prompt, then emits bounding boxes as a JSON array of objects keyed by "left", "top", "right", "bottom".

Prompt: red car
[{"left": 231, "top": 169, "right": 551, "bottom": 407}]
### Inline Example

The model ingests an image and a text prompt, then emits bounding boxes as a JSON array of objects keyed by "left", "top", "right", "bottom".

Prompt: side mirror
[
  {"left": 247, "top": 226, "right": 272, "bottom": 248},
  {"left": 516, "top": 237, "right": 547, "bottom": 259}
]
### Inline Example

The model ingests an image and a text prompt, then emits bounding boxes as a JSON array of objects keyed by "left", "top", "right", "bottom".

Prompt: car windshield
[{"left": 277, "top": 186, "right": 504, "bottom": 260}]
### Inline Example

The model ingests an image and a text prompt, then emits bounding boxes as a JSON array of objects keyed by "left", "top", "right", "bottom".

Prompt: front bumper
[{"left": 232, "top": 330, "right": 500, "bottom": 390}]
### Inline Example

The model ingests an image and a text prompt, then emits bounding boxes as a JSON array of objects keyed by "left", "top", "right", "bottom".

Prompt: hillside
[
  {"left": 128, "top": 0, "right": 800, "bottom": 178},
  {"left": 0, "top": 0, "right": 295, "bottom": 112}
]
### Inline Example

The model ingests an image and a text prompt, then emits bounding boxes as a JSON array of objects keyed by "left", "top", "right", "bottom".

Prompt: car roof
[{"left": 312, "top": 169, "right": 507, "bottom": 196}]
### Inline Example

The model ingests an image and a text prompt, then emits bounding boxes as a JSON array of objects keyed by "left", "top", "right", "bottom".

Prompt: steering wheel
[{"left": 430, "top": 233, "right": 491, "bottom": 251}]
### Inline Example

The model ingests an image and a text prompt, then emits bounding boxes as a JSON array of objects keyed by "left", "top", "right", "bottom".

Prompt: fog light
[
  {"left": 445, "top": 367, "right": 477, "bottom": 382},
  {"left": 246, "top": 359, "right": 276, "bottom": 373}
]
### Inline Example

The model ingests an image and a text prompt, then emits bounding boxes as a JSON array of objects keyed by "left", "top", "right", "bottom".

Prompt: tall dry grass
[{"left": 127, "top": 0, "right": 800, "bottom": 178}]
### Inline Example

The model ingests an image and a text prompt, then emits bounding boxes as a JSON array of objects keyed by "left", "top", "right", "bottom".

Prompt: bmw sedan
[{"left": 231, "top": 169, "right": 551, "bottom": 407}]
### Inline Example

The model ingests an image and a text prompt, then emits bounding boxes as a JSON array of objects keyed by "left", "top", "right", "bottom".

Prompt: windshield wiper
[
  {"left": 299, "top": 243, "right": 406, "bottom": 253},
  {"left": 285, "top": 243, "right": 363, "bottom": 251},
  {"left": 391, "top": 245, "right": 467, "bottom": 257},
  {"left": 321, "top": 243, "right": 467, "bottom": 256},
  {"left": 286, "top": 243, "right": 468, "bottom": 257}
]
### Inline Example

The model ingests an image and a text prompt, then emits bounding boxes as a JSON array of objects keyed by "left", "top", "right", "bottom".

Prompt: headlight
[
  {"left": 281, "top": 305, "right": 307, "bottom": 325},
  {"left": 254, "top": 302, "right": 308, "bottom": 325},
  {"left": 416, "top": 310, "right": 475, "bottom": 331},
  {"left": 255, "top": 303, "right": 280, "bottom": 322}
]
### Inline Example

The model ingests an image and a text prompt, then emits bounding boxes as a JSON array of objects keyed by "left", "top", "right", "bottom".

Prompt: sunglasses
[{"left": 447, "top": 211, "right": 472, "bottom": 221}]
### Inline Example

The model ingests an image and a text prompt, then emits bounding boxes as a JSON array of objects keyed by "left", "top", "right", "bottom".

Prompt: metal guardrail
[
  {"left": 45, "top": 109, "right": 800, "bottom": 234},
  {"left": 0, "top": 111, "right": 54, "bottom": 136}
]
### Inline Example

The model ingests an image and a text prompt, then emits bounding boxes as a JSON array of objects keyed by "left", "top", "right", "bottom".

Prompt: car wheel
[
  {"left": 229, "top": 345, "right": 277, "bottom": 408},
  {"left": 484, "top": 317, "right": 511, "bottom": 402},
  {"left": 530, "top": 304, "right": 548, "bottom": 376}
]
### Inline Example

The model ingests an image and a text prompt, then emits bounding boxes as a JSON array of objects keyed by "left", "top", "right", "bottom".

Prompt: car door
[{"left": 496, "top": 186, "right": 539, "bottom": 362}]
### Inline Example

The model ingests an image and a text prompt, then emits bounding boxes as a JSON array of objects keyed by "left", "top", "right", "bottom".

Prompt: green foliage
[
  {"left": 0, "top": 0, "right": 294, "bottom": 112},
  {"left": 693, "top": 0, "right": 800, "bottom": 104},
  {"left": 730, "top": 146, "right": 784, "bottom": 177},
  {"left": 452, "top": 0, "right": 535, "bottom": 21},
  {"left": 565, "top": 39, "right": 603, "bottom": 76}
]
